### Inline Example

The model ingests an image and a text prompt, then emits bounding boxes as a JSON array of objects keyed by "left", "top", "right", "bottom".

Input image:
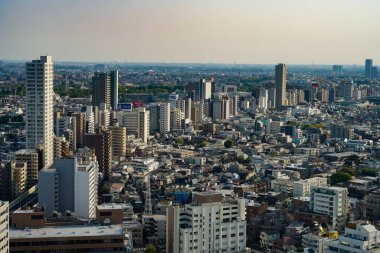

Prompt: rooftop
[{"left": 10, "top": 224, "right": 123, "bottom": 239}]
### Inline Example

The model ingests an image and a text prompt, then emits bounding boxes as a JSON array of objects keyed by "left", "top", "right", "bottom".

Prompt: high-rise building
[
  {"left": 14, "top": 149, "right": 39, "bottom": 188},
  {"left": 0, "top": 162, "right": 27, "bottom": 201},
  {"left": 110, "top": 70, "right": 118, "bottom": 110},
  {"left": 199, "top": 79, "right": 212, "bottom": 101},
  {"left": 72, "top": 112, "right": 85, "bottom": 149},
  {"left": 109, "top": 123, "right": 127, "bottom": 160},
  {"left": 365, "top": 59, "right": 373, "bottom": 78},
  {"left": 372, "top": 66, "right": 378, "bottom": 78},
  {"left": 275, "top": 63, "right": 287, "bottom": 109},
  {"left": 92, "top": 72, "right": 111, "bottom": 108},
  {"left": 167, "top": 192, "right": 246, "bottom": 253},
  {"left": 310, "top": 186, "right": 349, "bottom": 230},
  {"left": 98, "top": 103, "right": 111, "bottom": 130},
  {"left": 85, "top": 106, "right": 95, "bottom": 134},
  {"left": 330, "top": 123, "right": 354, "bottom": 140},
  {"left": 38, "top": 148, "right": 98, "bottom": 218},
  {"left": 159, "top": 102, "right": 170, "bottom": 134},
  {"left": 0, "top": 201, "right": 9, "bottom": 253},
  {"left": 84, "top": 130, "right": 112, "bottom": 180},
  {"left": 213, "top": 96, "right": 230, "bottom": 121},
  {"left": 170, "top": 108, "right": 183, "bottom": 130},
  {"left": 26, "top": 56, "right": 54, "bottom": 167}
]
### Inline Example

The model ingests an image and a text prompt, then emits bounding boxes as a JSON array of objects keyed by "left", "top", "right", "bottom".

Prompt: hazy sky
[{"left": 1, "top": 0, "right": 379, "bottom": 64}]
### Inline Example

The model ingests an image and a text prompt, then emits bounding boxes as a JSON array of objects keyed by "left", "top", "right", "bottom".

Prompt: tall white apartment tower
[
  {"left": 26, "top": 56, "right": 54, "bottom": 167},
  {"left": 159, "top": 102, "right": 170, "bottom": 134}
]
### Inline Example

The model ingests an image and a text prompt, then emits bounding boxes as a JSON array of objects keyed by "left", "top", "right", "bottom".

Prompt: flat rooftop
[{"left": 10, "top": 224, "right": 123, "bottom": 239}]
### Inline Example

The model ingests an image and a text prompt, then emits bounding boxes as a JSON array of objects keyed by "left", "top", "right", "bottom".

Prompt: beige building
[
  {"left": 109, "top": 124, "right": 127, "bottom": 160},
  {"left": 119, "top": 107, "right": 150, "bottom": 143},
  {"left": 0, "top": 201, "right": 8, "bottom": 253},
  {"left": 14, "top": 149, "right": 39, "bottom": 188},
  {"left": 0, "top": 162, "right": 27, "bottom": 201}
]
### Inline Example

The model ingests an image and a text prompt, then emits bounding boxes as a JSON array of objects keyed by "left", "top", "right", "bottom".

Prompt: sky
[{"left": 0, "top": 0, "right": 379, "bottom": 64}]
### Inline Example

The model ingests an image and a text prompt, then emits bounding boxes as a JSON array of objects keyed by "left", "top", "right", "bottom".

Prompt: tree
[
  {"left": 224, "top": 140, "right": 234, "bottom": 148},
  {"left": 331, "top": 172, "right": 352, "bottom": 185},
  {"left": 200, "top": 140, "right": 208, "bottom": 147},
  {"left": 145, "top": 244, "right": 157, "bottom": 253},
  {"left": 176, "top": 137, "right": 185, "bottom": 145},
  {"left": 360, "top": 168, "right": 377, "bottom": 177}
]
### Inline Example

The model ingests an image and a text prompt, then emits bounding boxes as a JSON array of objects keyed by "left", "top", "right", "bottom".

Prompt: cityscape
[{"left": 1, "top": 1, "right": 380, "bottom": 253}]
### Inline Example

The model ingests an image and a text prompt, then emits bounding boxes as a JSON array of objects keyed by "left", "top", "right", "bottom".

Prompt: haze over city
[{"left": 1, "top": 0, "right": 379, "bottom": 64}]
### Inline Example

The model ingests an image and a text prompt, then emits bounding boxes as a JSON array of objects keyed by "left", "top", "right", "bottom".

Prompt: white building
[
  {"left": 167, "top": 192, "right": 246, "bottom": 253},
  {"left": 127, "top": 158, "right": 159, "bottom": 172},
  {"left": 311, "top": 186, "right": 349, "bottom": 230},
  {"left": 0, "top": 201, "right": 9, "bottom": 253},
  {"left": 326, "top": 221, "right": 380, "bottom": 253},
  {"left": 199, "top": 79, "right": 212, "bottom": 100},
  {"left": 271, "top": 179, "right": 293, "bottom": 195},
  {"left": 85, "top": 106, "right": 95, "bottom": 134},
  {"left": 26, "top": 56, "right": 54, "bottom": 167},
  {"left": 159, "top": 102, "right": 170, "bottom": 134},
  {"left": 302, "top": 233, "right": 333, "bottom": 253},
  {"left": 293, "top": 177, "right": 328, "bottom": 197},
  {"left": 38, "top": 148, "right": 98, "bottom": 219}
]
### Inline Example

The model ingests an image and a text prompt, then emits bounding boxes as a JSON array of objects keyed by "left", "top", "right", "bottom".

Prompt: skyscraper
[
  {"left": 365, "top": 59, "right": 373, "bottom": 78},
  {"left": 199, "top": 79, "right": 212, "bottom": 101},
  {"left": 26, "top": 56, "right": 54, "bottom": 167},
  {"left": 275, "top": 63, "right": 287, "bottom": 109},
  {"left": 92, "top": 72, "right": 111, "bottom": 108},
  {"left": 110, "top": 70, "right": 119, "bottom": 110},
  {"left": 159, "top": 102, "right": 171, "bottom": 134}
]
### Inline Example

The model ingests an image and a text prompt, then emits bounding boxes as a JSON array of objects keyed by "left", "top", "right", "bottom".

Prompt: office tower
[
  {"left": 0, "top": 162, "right": 27, "bottom": 201},
  {"left": 199, "top": 79, "right": 212, "bottom": 100},
  {"left": 14, "top": 149, "right": 39, "bottom": 188},
  {"left": 365, "top": 59, "right": 373, "bottom": 78},
  {"left": 159, "top": 102, "right": 170, "bottom": 134},
  {"left": 85, "top": 106, "right": 95, "bottom": 133},
  {"left": 185, "top": 97, "right": 192, "bottom": 120},
  {"left": 0, "top": 201, "right": 8, "bottom": 253},
  {"left": 170, "top": 108, "right": 183, "bottom": 130},
  {"left": 275, "top": 63, "right": 287, "bottom": 109},
  {"left": 326, "top": 221, "right": 379, "bottom": 253},
  {"left": 341, "top": 81, "right": 354, "bottom": 100},
  {"left": 333, "top": 65, "right": 343, "bottom": 74},
  {"left": 92, "top": 72, "right": 111, "bottom": 107},
  {"left": 166, "top": 192, "right": 246, "bottom": 253},
  {"left": 329, "top": 87, "right": 336, "bottom": 103},
  {"left": 38, "top": 148, "right": 98, "bottom": 218},
  {"left": 268, "top": 87, "right": 276, "bottom": 108},
  {"left": 26, "top": 56, "right": 54, "bottom": 168},
  {"left": 72, "top": 112, "right": 85, "bottom": 149},
  {"left": 310, "top": 186, "right": 349, "bottom": 230},
  {"left": 110, "top": 70, "right": 118, "bottom": 110},
  {"left": 258, "top": 88, "right": 269, "bottom": 109},
  {"left": 109, "top": 123, "right": 127, "bottom": 160},
  {"left": 297, "top": 89, "right": 305, "bottom": 103},
  {"left": 120, "top": 107, "right": 150, "bottom": 143},
  {"left": 84, "top": 130, "right": 112, "bottom": 180},
  {"left": 372, "top": 66, "right": 378, "bottom": 78}
]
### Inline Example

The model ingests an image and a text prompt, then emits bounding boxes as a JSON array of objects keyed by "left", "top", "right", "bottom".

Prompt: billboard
[
  {"left": 133, "top": 100, "right": 144, "bottom": 108},
  {"left": 118, "top": 103, "right": 133, "bottom": 111}
]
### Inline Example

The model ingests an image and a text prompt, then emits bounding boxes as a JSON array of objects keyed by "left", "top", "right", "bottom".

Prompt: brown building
[
  {"left": 84, "top": 129, "right": 112, "bottom": 180},
  {"left": 109, "top": 124, "right": 127, "bottom": 161},
  {"left": 92, "top": 72, "right": 111, "bottom": 108},
  {"left": 72, "top": 112, "right": 86, "bottom": 149},
  {"left": 0, "top": 162, "right": 27, "bottom": 201}
]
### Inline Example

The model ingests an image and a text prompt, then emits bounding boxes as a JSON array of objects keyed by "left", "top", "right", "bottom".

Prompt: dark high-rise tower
[
  {"left": 110, "top": 70, "right": 118, "bottom": 110},
  {"left": 275, "top": 63, "right": 287, "bottom": 109},
  {"left": 92, "top": 72, "right": 111, "bottom": 107},
  {"left": 365, "top": 59, "right": 373, "bottom": 78}
]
